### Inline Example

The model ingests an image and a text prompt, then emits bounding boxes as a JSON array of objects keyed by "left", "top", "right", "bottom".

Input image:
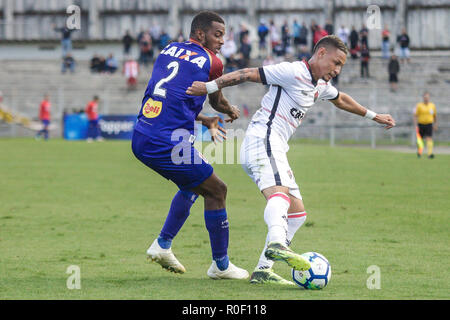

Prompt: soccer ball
[{"left": 292, "top": 252, "right": 331, "bottom": 290}]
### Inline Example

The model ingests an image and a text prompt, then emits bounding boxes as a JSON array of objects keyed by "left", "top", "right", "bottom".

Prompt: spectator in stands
[
  {"left": 123, "top": 55, "right": 139, "bottom": 90},
  {"left": 381, "top": 25, "right": 391, "bottom": 59},
  {"left": 159, "top": 30, "right": 171, "bottom": 50},
  {"left": 310, "top": 20, "right": 318, "bottom": 52},
  {"left": 292, "top": 19, "right": 301, "bottom": 53},
  {"left": 281, "top": 20, "right": 291, "bottom": 55},
  {"left": 105, "top": 54, "right": 118, "bottom": 74},
  {"left": 137, "top": 27, "right": 146, "bottom": 44},
  {"left": 139, "top": 31, "right": 153, "bottom": 67},
  {"left": 313, "top": 25, "right": 328, "bottom": 50},
  {"left": 221, "top": 32, "right": 238, "bottom": 72},
  {"left": 239, "top": 23, "right": 250, "bottom": 49},
  {"left": 258, "top": 20, "right": 269, "bottom": 58},
  {"left": 85, "top": 96, "right": 103, "bottom": 142},
  {"left": 299, "top": 22, "right": 308, "bottom": 48},
  {"left": 269, "top": 20, "right": 281, "bottom": 55},
  {"left": 90, "top": 54, "right": 102, "bottom": 73},
  {"left": 360, "top": 24, "right": 369, "bottom": 48},
  {"left": 150, "top": 22, "right": 161, "bottom": 48},
  {"left": 238, "top": 33, "right": 252, "bottom": 68},
  {"left": 98, "top": 56, "right": 107, "bottom": 73},
  {"left": 297, "top": 45, "right": 311, "bottom": 62},
  {"left": 360, "top": 43, "right": 370, "bottom": 78},
  {"left": 35, "top": 94, "right": 51, "bottom": 141},
  {"left": 397, "top": 28, "right": 411, "bottom": 64},
  {"left": 349, "top": 25, "right": 359, "bottom": 59},
  {"left": 388, "top": 54, "right": 400, "bottom": 92},
  {"left": 122, "top": 30, "right": 134, "bottom": 55},
  {"left": 62, "top": 53, "right": 76, "bottom": 74},
  {"left": 53, "top": 24, "right": 76, "bottom": 57},
  {"left": 324, "top": 19, "right": 334, "bottom": 35},
  {"left": 337, "top": 25, "right": 349, "bottom": 48}
]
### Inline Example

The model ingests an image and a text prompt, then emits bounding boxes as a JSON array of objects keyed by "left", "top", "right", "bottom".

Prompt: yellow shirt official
[{"left": 415, "top": 102, "right": 436, "bottom": 125}]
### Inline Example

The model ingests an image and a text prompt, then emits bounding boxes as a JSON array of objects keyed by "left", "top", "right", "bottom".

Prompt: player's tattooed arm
[
  {"left": 186, "top": 68, "right": 261, "bottom": 96},
  {"left": 215, "top": 68, "right": 262, "bottom": 89}
]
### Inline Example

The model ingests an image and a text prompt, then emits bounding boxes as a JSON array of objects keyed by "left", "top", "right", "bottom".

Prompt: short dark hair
[
  {"left": 313, "top": 35, "right": 348, "bottom": 55},
  {"left": 190, "top": 11, "right": 225, "bottom": 37}
]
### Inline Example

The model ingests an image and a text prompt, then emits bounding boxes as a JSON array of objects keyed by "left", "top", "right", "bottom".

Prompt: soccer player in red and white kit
[
  {"left": 35, "top": 94, "right": 51, "bottom": 140},
  {"left": 187, "top": 35, "right": 396, "bottom": 285}
]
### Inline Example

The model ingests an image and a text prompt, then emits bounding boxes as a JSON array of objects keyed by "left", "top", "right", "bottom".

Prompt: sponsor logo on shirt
[
  {"left": 142, "top": 98, "right": 162, "bottom": 118},
  {"left": 160, "top": 45, "right": 207, "bottom": 69},
  {"left": 290, "top": 108, "right": 306, "bottom": 120}
]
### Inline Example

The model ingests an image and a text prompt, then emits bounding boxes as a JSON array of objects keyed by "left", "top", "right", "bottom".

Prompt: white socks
[
  {"left": 256, "top": 192, "right": 308, "bottom": 270},
  {"left": 264, "top": 193, "right": 290, "bottom": 244},
  {"left": 286, "top": 212, "right": 307, "bottom": 245}
]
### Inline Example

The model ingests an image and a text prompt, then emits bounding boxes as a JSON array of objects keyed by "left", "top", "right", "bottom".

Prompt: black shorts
[
  {"left": 389, "top": 73, "right": 398, "bottom": 83},
  {"left": 418, "top": 124, "right": 433, "bottom": 138}
]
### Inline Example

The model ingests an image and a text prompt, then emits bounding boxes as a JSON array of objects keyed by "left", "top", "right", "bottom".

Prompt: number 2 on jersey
[{"left": 153, "top": 61, "right": 180, "bottom": 98}]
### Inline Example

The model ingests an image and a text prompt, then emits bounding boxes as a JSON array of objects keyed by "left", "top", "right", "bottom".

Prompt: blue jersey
[{"left": 134, "top": 39, "right": 223, "bottom": 149}]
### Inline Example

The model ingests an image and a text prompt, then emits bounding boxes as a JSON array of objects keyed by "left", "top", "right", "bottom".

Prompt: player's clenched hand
[
  {"left": 374, "top": 114, "right": 396, "bottom": 130},
  {"left": 202, "top": 116, "right": 227, "bottom": 144},
  {"left": 186, "top": 81, "right": 207, "bottom": 96},
  {"left": 226, "top": 105, "right": 240, "bottom": 123}
]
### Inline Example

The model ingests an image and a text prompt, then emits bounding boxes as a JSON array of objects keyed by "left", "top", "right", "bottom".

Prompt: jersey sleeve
[
  {"left": 259, "top": 62, "right": 296, "bottom": 86},
  {"left": 209, "top": 54, "right": 223, "bottom": 81},
  {"left": 321, "top": 82, "right": 339, "bottom": 101}
]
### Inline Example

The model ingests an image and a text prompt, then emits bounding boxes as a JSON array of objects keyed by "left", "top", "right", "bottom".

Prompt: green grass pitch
[{"left": 0, "top": 138, "right": 449, "bottom": 299}]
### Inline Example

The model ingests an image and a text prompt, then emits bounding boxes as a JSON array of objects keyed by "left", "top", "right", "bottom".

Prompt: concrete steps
[{"left": 1, "top": 55, "right": 449, "bottom": 141}]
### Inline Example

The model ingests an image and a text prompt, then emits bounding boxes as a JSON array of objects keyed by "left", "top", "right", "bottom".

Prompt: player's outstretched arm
[
  {"left": 331, "top": 92, "right": 396, "bottom": 129},
  {"left": 186, "top": 68, "right": 261, "bottom": 96}
]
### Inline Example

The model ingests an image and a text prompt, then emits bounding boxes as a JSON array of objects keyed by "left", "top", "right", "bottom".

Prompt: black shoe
[{"left": 428, "top": 154, "right": 435, "bottom": 159}]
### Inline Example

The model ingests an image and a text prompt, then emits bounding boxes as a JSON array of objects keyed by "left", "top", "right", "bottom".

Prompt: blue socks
[
  {"left": 157, "top": 236, "right": 172, "bottom": 249},
  {"left": 215, "top": 255, "right": 230, "bottom": 271},
  {"left": 204, "top": 209, "right": 229, "bottom": 271},
  {"left": 157, "top": 192, "right": 230, "bottom": 271},
  {"left": 158, "top": 190, "right": 198, "bottom": 248}
]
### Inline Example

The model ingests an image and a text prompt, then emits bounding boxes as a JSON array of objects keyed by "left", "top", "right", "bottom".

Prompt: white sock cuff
[
  {"left": 267, "top": 192, "right": 291, "bottom": 206},
  {"left": 288, "top": 211, "right": 307, "bottom": 219}
]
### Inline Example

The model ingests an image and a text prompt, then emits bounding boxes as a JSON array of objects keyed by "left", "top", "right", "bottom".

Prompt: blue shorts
[
  {"left": 131, "top": 130, "right": 213, "bottom": 191},
  {"left": 42, "top": 120, "right": 50, "bottom": 126}
]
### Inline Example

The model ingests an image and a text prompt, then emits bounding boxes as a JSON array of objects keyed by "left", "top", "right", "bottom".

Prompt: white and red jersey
[
  {"left": 247, "top": 60, "right": 339, "bottom": 144},
  {"left": 124, "top": 60, "right": 139, "bottom": 79}
]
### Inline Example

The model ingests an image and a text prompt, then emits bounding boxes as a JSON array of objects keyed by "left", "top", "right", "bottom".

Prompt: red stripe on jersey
[
  {"left": 268, "top": 193, "right": 291, "bottom": 204},
  {"left": 262, "top": 107, "right": 297, "bottom": 129},
  {"left": 288, "top": 212, "right": 307, "bottom": 219}
]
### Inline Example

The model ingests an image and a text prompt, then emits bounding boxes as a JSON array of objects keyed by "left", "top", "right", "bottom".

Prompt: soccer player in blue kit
[{"left": 132, "top": 11, "right": 249, "bottom": 280}]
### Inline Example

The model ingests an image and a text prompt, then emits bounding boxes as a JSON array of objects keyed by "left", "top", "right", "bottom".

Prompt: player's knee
[{"left": 213, "top": 180, "right": 228, "bottom": 201}]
